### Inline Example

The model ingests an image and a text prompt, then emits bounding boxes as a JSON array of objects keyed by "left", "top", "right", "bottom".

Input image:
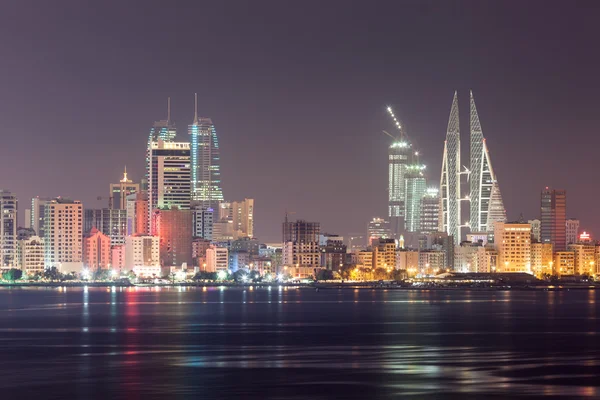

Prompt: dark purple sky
[{"left": 1, "top": 1, "right": 599, "bottom": 242}]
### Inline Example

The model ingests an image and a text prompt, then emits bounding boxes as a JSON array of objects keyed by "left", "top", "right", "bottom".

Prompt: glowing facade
[
  {"left": 486, "top": 181, "right": 506, "bottom": 233},
  {"left": 404, "top": 165, "right": 426, "bottom": 232},
  {"left": 439, "top": 92, "right": 461, "bottom": 245},
  {"left": 189, "top": 94, "right": 224, "bottom": 210}
]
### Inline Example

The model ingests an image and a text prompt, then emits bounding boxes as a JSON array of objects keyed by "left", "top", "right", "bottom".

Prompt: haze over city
[{"left": 1, "top": 1, "right": 599, "bottom": 242}]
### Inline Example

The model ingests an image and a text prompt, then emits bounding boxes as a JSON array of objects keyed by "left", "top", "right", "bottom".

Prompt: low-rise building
[{"left": 18, "top": 236, "right": 45, "bottom": 275}]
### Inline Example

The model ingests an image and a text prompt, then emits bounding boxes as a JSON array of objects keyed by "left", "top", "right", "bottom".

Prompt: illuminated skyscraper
[
  {"left": 404, "top": 164, "right": 426, "bottom": 232},
  {"left": 148, "top": 98, "right": 176, "bottom": 143},
  {"left": 439, "top": 92, "right": 461, "bottom": 245},
  {"left": 367, "top": 217, "right": 392, "bottom": 245},
  {"left": 109, "top": 167, "right": 139, "bottom": 210},
  {"left": 189, "top": 94, "right": 224, "bottom": 211},
  {"left": 469, "top": 91, "right": 504, "bottom": 232},
  {"left": 541, "top": 188, "right": 567, "bottom": 251},
  {"left": 419, "top": 188, "right": 440, "bottom": 235},
  {"left": 0, "top": 190, "right": 18, "bottom": 268}
]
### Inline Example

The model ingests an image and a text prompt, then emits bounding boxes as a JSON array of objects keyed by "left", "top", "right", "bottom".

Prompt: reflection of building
[
  {"left": 565, "top": 218, "right": 580, "bottom": 246},
  {"left": 0, "top": 190, "right": 18, "bottom": 268},
  {"left": 83, "top": 228, "right": 111, "bottom": 270},
  {"left": 18, "top": 236, "right": 45, "bottom": 275},
  {"left": 367, "top": 217, "right": 392, "bottom": 245},
  {"left": 541, "top": 188, "right": 566, "bottom": 251},
  {"left": 109, "top": 167, "right": 139, "bottom": 209},
  {"left": 152, "top": 207, "right": 192, "bottom": 267},
  {"left": 44, "top": 198, "right": 83, "bottom": 271},
  {"left": 494, "top": 222, "right": 531, "bottom": 273}
]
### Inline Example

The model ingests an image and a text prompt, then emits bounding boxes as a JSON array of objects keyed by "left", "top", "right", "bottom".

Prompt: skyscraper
[
  {"left": 469, "top": 91, "right": 505, "bottom": 232},
  {"left": 404, "top": 164, "right": 426, "bottom": 232},
  {"left": 231, "top": 198, "right": 254, "bottom": 239},
  {"left": 148, "top": 98, "right": 176, "bottom": 143},
  {"left": 386, "top": 107, "right": 412, "bottom": 238},
  {"left": 152, "top": 207, "right": 193, "bottom": 267},
  {"left": 189, "top": 94, "right": 224, "bottom": 210},
  {"left": 44, "top": 198, "right": 83, "bottom": 271},
  {"left": 30, "top": 197, "right": 52, "bottom": 238},
  {"left": 109, "top": 167, "right": 139, "bottom": 209},
  {"left": 439, "top": 92, "right": 461, "bottom": 245},
  {"left": 0, "top": 190, "right": 17, "bottom": 268},
  {"left": 84, "top": 208, "right": 127, "bottom": 246},
  {"left": 367, "top": 217, "right": 392, "bottom": 244},
  {"left": 565, "top": 218, "right": 580, "bottom": 245},
  {"left": 540, "top": 188, "right": 567, "bottom": 251},
  {"left": 419, "top": 188, "right": 440, "bottom": 235}
]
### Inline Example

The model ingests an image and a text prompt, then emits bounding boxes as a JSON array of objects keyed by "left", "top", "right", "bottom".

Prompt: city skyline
[{"left": 0, "top": 2, "right": 598, "bottom": 242}]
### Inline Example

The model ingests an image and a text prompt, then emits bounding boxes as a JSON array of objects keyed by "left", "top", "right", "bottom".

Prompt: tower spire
[
  {"left": 167, "top": 97, "right": 171, "bottom": 123},
  {"left": 193, "top": 93, "right": 199, "bottom": 125}
]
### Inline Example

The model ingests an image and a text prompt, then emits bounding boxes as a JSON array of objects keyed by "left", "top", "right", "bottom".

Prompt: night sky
[{"left": 1, "top": 1, "right": 599, "bottom": 242}]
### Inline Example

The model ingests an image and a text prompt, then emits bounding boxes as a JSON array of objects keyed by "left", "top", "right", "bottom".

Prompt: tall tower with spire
[
  {"left": 188, "top": 93, "right": 224, "bottom": 211},
  {"left": 439, "top": 92, "right": 461, "bottom": 245},
  {"left": 109, "top": 166, "right": 140, "bottom": 209},
  {"left": 469, "top": 91, "right": 505, "bottom": 232}
]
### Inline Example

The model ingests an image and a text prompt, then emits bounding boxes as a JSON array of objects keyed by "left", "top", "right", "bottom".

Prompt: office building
[
  {"left": 0, "top": 190, "right": 17, "bottom": 268},
  {"left": 439, "top": 92, "right": 462, "bottom": 245},
  {"left": 29, "top": 197, "right": 52, "bottom": 238},
  {"left": 83, "top": 227, "right": 111, "bottom": 271},
  {"left": 17, "top": 236, "right": 44, "bottom": 275},
  {"left": 231, "top": 198, "right": 254, "bottom": 239},
  {"left": 566, "top": 218, "right": 580, "bottom": 246},
  {"left": 84, "top": 208, "right": 127, "bottom": 246},
  {"left": 125, "top": 235, "right": 160, "bottom": 276},
  {"left": 419, "top": 188, "right": 439, "bottom": 234},
  {"left": 43, "top": 198, "right": 83, "bottom": 272},
  {"left": 152, "top": 207, "right": 193, "bottom": 267},
  {"left": 469, "top": 91, "right": 505, "bottom": 233},
  {"left": 367, "top": 217, "right": 392, "bottom": 245},
  {"left": 206, "top": 246, "right": 229, "bottom": 272},
  {"left": 189, "top": 94, "right": 224, "bottom": 210},
  {"left": 147, "top": 140, "right": 191, "bottom": 227},
  {"left": 192, "top": 205, "right": 214, "bottom": 240},
  {"left": 109, "top": 167, "right": 139, "bottom": 209},
  {"left": 541, "top": 188, "right": 567, "bottom": 251},
  {"left": 494, "top": 222, "right": 531, "bottom": 273},
  {"left": 126, "top": 191, "right": 149, "bottom": 236},
  {"left": 404, "top": 165, "right": 426, "bottom": 232}
]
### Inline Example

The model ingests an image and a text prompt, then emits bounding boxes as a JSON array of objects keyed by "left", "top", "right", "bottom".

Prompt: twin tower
[{"left": 439, "top": 91, "right": 506, "bottom": 245}]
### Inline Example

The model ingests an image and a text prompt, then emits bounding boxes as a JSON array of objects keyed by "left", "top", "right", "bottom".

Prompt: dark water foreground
[{"left": 1, "top": 287, "right": 600, "bottom": 399}]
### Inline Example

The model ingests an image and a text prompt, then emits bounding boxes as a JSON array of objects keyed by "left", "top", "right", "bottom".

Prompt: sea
[{"left": 1, "top": 286, "right": 599, "bottom": 399}]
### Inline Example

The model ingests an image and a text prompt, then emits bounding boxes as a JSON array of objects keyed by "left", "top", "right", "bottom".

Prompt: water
[{"left": 1, "top": 286, "right": 600, "bottom": 399}]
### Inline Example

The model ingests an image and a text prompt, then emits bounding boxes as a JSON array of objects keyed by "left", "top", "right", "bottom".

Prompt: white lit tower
[
  {"left": 439, "top": 92, "right": 465, "bottom": 245},
  {"left": 469, "top": 90, "right": 505, "bottom": 233}
]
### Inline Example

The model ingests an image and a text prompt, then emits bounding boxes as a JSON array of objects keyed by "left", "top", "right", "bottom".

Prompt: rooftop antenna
[
  {"left": 167, "top": 97, "right": 171, "bottom": 123},
  {"left": 193, "top": 93, "right": 199, "bottom": 125}
]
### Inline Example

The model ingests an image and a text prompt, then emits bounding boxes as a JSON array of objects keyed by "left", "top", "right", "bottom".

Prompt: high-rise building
[
  {"left": 152, "top": 207, "right": 193, "bottom": 267},
  {"left": 18, "top": 236, "right": 45, "bottom": 275},
  {"left": 367, "top": 217, "right": 392, "bottom": 245},
  {"left": 494, "top": 222, "right": 531, "bottom": 273},
  {"left": 404, "top": 165, "right": 426, "bottom": 232},
  {"left": 0, "top": 190, "right": 17, "bottom": 269},
  {"left": 419, "top": 188, "right": 440, "bottom": 235},
  {"left": 29, "top": 197, "right": 51, "bottom": 238},
  {"left": 439, "top": 92, "right": 462, "bottom": 245},
  {"left": 147, "top": 140, "right": 191, "bottom": 224},
  {"left": 83, "top": 227, "right": 111, "bottom": 271},
  {"left": 84, "top": 208, "right": 127, "bottom": 246},
  {"left": 192, "top": 206, "right": 214, "bottom": 240},
  {"left": 231, "top": 199, "right": 254, "bottom": 239},
  {"left": 469, "top": 91, "right": 505, "bottom": 233},
  {"left": 541, "top": 188, "right": 567, "bottom": 251},
  {"left": 44, "top": 198, "right": 83, "bottom": 272},
  {"left": 528, "top": 219, "right": 541, "bottom": 242},
  {"left": 282, "top": 218, "right": 321, "bottom": 269},
  {"left": 283, "top": 219, "right": 320, "bottom": 243},
  {"left": 126, "top": 191, "right": 149, "bottom": 236},
  {"left": 148, "top": 98, "right": 176, "bottom": 143},
  {"left": 189, "top": 94, "right": 224, "bottom": 211},
  {"left": 109, "top": 167, "right": 139, "bottom": 209},
  {"left": 566, "top": 218, "right": 580, "bottom": 246},
  {"left": 386, "top": 107, "right": 412, "bottom": 237}
]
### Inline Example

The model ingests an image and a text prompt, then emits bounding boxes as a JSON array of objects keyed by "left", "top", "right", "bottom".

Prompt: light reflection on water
[{"left": 0, "top": 287, "right": 600, "bottom": 399}]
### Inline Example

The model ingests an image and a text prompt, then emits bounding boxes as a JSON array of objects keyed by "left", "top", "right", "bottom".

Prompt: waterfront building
[
  {"left": 43, "top": 198, "right": 83, "bottom": 272},
  {"left": 418, "top": 250, "right": 445, "bottom": 274},
  {"left": 486, "top": 181, "right": 507, "bottom": 234},
  {"left": 396, "top": 250, "right": 419, "bottom": 271},
  {"left": 541, "top": 188, "right": 567, "bottom": 251},
  {"left": 231, "top": 199, "right": 254, "bottom": 239},
  {"left": 189, "top": 94, "right": 224, "bottom": 211},
  {"left": 494, "top": 222, "right": 531, "bottom": 273},
  {"left": 419, "top": 232, "right": 454, "bottom": 269},
  {"left": 282, "top": 219, "right": 321, "bottom": 269},
  {"left": 230, "top": 237, "right": 260, "bottom": 256},
  {"left": 109, "top": 167, "right": 139, "bottom": 209},
  {"left": 192, "top": 205, "right": 214, "bottom": 240},
  {"left": 404, "top": 165, "right": 426, "bottom": 232},
  {"left": 566, "top": 218, "right": 580, "bottom": 246},
  {"left": 419, "top": 188, "right": 439, "bottom": 235},
  {"left": 125, "top": 191, "right": 149, "bottom": 236},
  {"left": 454, "top": 242, "right": 480, "bottom": 272},
  {"left": 111, "top": 245, "right": 124, "bottom": 270},
  {"left": 206, "top": 246, "right": 228, "bottom": 272},
  {"left": 528, "top": 219, "right": 541, "bottom": 242},
  {"left": 568, "top": 243, "right": 595, "bottom": 275},
  {"left": 125, "top": 235, "right": 160, "bottom": 275},
  {"left": 554, "top": 251, "right": 575, "bottom": 275},
  {"left": 84, "top": 208, "right": 127, "bottom": 246},
  {"left": 192, "top": 238, "right": 211, "bottom": 270},
  {"left": 367, "top": 217, "right": 392, "bottom": 245},
  {"left": 356, "top": 250, "right": 373, "bottom": 269},
  {"left": 372, "top": 238, "right": 396, "bottom": 270},
  {"left": 229, "top": 251, "right": 250, "bottom": 272},
  {"left": 0, "top": 190, "right": 17, "bottom": 269},
  {"left": 29, "top": 197, "right": 52, "bottom": 238},
  {"left": 152, "top": 207, "right": 192, "bottom": 267},
  {"left": 83, "top": 228, "right": 111, "bottom": 271},
  {"left": 17, "top": 236, "right": 44, "bottom": 275},
  {"left": 320, "top": 237, "right": 346, "bottom": 271}
]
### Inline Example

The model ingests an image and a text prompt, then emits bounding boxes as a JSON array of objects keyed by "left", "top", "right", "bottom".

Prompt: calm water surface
[{"left": 1, "top": 286, "right": 600, "bottom": 399}]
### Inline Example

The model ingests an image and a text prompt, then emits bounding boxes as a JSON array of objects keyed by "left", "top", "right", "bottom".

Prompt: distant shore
[{"left": 0, "top": 281, "right": 598, "bottom": 291}]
